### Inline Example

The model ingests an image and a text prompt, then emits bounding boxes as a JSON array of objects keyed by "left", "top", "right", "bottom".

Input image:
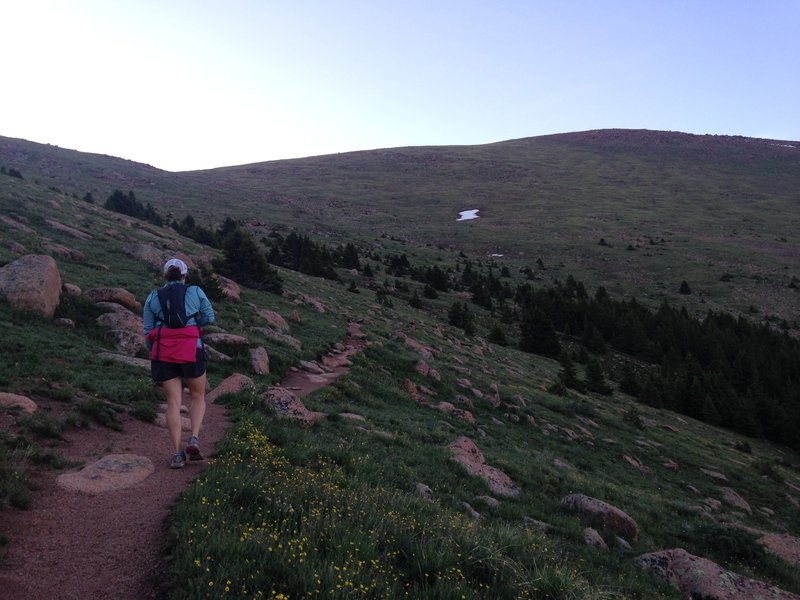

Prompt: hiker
[{"left": 143, "top": 258, "right": 215, "bottom": 469}]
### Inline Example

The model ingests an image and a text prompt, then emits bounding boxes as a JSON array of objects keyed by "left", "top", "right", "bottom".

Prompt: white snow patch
[{"left": 457, "top": 209, "right": 479, "bottom": 221}]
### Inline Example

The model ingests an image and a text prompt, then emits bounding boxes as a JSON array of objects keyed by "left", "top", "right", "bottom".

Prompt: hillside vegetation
[{"left": 1, "top": 131, "right": 799, "bottom": 599}]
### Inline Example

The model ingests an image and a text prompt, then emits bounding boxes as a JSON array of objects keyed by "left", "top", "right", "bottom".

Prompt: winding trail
[{"left": 0, "top": 323, "right": 365, "bottom": 600}]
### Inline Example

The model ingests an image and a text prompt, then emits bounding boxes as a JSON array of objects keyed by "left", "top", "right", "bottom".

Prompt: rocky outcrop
[
  {"left": 204, "top": 332, "right": 250, "bottom": 348},
  {"left": 634, "top": 548, "right": 800, "bottom": 600},
  {"left": 251, "top": 327, "right": 302, "bottom": 350},
  {"left": 98, "top": 352, "right": 149, "bottom": 370},
  {"left": 215, "top": 275, "right": 241, "bottom": 302},
  {"left": 123, "top": 243, "right": 163, "bottom": 268},
  {"left": 758, "top": 533, "right": 800, "bottom": 567},
  {"left": 0, "top": 392, "right": 38, "bottom": 413},
  {"left": 255, "top": 308, "right": 289, "bottom": 332},
  {"left": 0, "top": 254, "right": 61, "bottom": 318},
  {"left": 448, "top": 436, "right": 520, "bottom": 497},
  {"left": 560, "top": 494, "right": 639, "bottom": 541},
  {"left": 45, "top": 219, "right": 93, "bottom": 240},
  {"left": 433, "top": 402, "right": 475, "bottom": 423},
  {"left": 84, "top": 287, "right": 142, "bottom": 312},
  {"left": 294, "top": 293, "right": 326, "bottom": 312},
  {"left": 719, "top": 486, "right": 752, "bottom": 514},
  {"left": 95, "top": 304, "right": 145, "bottom": 356},
  {"left": 262, "top": 387, "right": 325, "bottom": 425},
  {"left": 206, "top": 373, "right": 255, "bottom": 403},
  {"left": 249, "top": 346, "right": 270, "bottom": 375},
  {"left": 583, "top": 528, "right": 608, "bottom": 551},
  {"left": 56, "top": 454, "right": 154, "bottom": 494},
  {"left": 41, "top": 241, "right": 86, "bottom": 261}
]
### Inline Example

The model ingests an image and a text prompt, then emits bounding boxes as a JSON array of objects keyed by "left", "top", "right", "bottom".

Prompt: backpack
[{"left": 156, "top": 283, "right": 198, "bottom": 328}]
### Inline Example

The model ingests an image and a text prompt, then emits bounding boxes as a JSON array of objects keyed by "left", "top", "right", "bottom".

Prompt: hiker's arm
[
  {"left": 195, "top": 288, "right": 215, "bottom": 326},
  {"left": 142, "top": 292, "right": 157, "bottom": 350}
]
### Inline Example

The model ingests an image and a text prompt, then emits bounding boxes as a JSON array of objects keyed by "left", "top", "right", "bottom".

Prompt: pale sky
[{"left": 2, "top": 1, "right": 798, "bottom": 172}]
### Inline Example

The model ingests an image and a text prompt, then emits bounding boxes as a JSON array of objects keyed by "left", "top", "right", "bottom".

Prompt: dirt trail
[{"left": 0, "top": 323, "right": 365, "bottom": 600}]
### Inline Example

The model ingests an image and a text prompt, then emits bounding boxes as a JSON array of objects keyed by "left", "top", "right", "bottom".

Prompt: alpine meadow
[{"left": 1, "top": 129, "right": 799, "bottom": 599}]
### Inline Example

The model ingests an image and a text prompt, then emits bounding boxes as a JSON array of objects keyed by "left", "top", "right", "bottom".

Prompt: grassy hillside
[
  {"left": 2, "top": 129, "right": 798, "bottom": 326},
  {"left": 1, "top": 131, "right": 800, "bottom": 598}
]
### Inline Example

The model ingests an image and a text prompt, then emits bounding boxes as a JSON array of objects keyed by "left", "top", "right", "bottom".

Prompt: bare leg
[
  {"left": 186, "top": 373, "right": 207, "bottom": 439},
  {"left": 162, "top": 377, "right": 184, "bottom": 452}
]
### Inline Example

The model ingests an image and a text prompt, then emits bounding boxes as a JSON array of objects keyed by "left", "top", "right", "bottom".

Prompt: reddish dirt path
[{"left": 0, "top": 323, "right": 366, "bottom": 600}]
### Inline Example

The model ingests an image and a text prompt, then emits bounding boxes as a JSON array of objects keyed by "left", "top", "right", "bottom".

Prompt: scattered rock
[
  {"left": 204, "top": 345, "right": 232, "bottom": 362},
  {"left": 0, "top": 214, "right": 35, "bottom": 233},
  {"left": 553, "top": 457, "right": 575, "bottom": 471},
  {"left": 46, "top": 219, "right": 93, "bottom": 240},
  {"left": 416, "top": 482, "right": 434, "bottom": 500},
  {"left": 249, "top": 346, "right": 270, "bottom": 375},
  {"left": 448, "top": 436, "right": 520, "bottom": 497},
  {"left": 255, "top": 308, "right": 289, "bottom": 331},
  {"left": 757, "top": 533, "right": 800, "bottom": 567},
  {"left": 262, "top": 387, "right": 325, "bottom": 425},
  {"left": 41, "top": 241, "right": 85, "bottom": 261},
  {"left": 700, "top": 468, "right": 728, "bottom": 481},
  {"left": 62, "top": 283, "right": 82, "bottom": 296},
  {"left": 250, "top": 327, "right": 302, "bottom": 350},
  {"left": 204, "top": 332, "right": 250, "bottom": 348},
  {"left": 299, "top": 360, "right": 325, "bottom": 374},
  {"left": 662, "top": 460, "right": 680, "bottom": 472},
  {"left": 294, "top": 293, "right": 326, "bottom": 312},
  {"left": 98, "top": 352, "right": 150, "bottom": 370},
  {"left": 432, "top": 402, "right": 475, "bottom": 423},
  {"left": 397, "top": 332, "right": 435, "bottom": 359},
  {"left": 524, "top": 517, "right": 552, "bottom": 532},
  {"left": 7, "top": 240, "right": 26, "bottom": 254},
  {"left": 215, "top": 275, "right": 241, "bottom": 302},
  {"left": 56, "top": 454, "right": 154, "bottom": 494},
  {"left": 472, "top": 495, "right": 500, "bottom": 509},
  {"left": 462, "top": 502, "right": 482, "bottom": 520},
  {"left": 122, "top": 243, "right": 164, "bottom": 268},
  {"left": 54, "top": 317, "right": 75, "bottom": 328},
  {"left": 661, "top": 424, "right": 679, "bottom": 433},
  {"left": 623, "top": 455, "right": 652, "bottom": 475},
  {"left": 720, "top": 486, "right": 752, "bottom": 514},
  {"left": 207, "top": 373, "right": 255, "bottom": 403},
  {"left": 339, "top": 412, "right": 365, "bottom": 421},
  {"left": 154, "top": 414, "right": 192, "bottom": 431},
  {"left": 583, "top": 527, "right": 608, "bottom": 551},
  {"left": 0, "top": 254, "right": 62, "bottom": 318},
  {"left": 289, "top": 309, "right": 301, "bottom": 322},
  {"left": 560, "top": 494, "right": 639, "bottom": 541},
  {"left": 704, "top": 498, "right": 722, "bottom": 512},
  {"left": 634, "top": 548, "right": 800, "bottom": 600},
  {"left": 687, "top": 484, "right": 701, "bottom": 495},
  {"left": 84, "top": 287, "right": 142, "bottom": 312},
  {"left": 615, "top": 536, "right": 632, "bottom": 551},
  {"left": 0, "top": 392, "right": 38, "bottom": 413}
]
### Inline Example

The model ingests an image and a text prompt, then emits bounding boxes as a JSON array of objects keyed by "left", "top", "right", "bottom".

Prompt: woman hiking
[{"left": 143, "top": 258, "right": 216, "bottom": 468}]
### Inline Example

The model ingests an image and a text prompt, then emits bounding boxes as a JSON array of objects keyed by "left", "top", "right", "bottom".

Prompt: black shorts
[{"left": 151, "top": 347, "right": 208, "bottom": 382}]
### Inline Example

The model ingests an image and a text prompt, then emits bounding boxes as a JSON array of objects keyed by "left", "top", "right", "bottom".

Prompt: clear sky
[{"left": 2, "top": 0, "right": 798, "bottom": 172}]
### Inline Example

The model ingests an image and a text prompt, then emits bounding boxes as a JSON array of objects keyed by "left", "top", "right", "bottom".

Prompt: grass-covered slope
[
  {"left": 1, "top": 132, "right": 799, "bottom": 598},
  {"left": 2, "top": 129, "right": 798, "bottom": 326}
]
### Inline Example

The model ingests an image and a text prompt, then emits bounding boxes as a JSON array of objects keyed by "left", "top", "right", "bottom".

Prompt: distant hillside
[{"left": 2, "top": 129, "right": 799, "bottom": 325}]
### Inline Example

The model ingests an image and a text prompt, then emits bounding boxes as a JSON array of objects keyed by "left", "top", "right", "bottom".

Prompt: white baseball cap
[{"left": 163, "top": 258, "right": 188, "bottom": 275}]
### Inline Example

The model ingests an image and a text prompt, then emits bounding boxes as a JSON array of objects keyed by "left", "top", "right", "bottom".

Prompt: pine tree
[
  {"left": 585, "top": 359, "right": 613, "bottom": 395},
  {"left": 558, "top": 353, "right": 584, "bottom": 391},
  {"left": 519, "top": 306, "right": 561, "bottom": 358}
]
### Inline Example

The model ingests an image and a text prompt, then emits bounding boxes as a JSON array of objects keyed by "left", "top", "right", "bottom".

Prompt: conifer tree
[{"left": 585, "top": 359, "right": 613, "bottom": 395}]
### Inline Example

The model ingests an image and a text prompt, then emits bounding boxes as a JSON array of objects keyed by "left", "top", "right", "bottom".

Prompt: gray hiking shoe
[
  {"left": 185, "top": 436, "right": 203, "bottom": 461},
  {"left": 170, "top": 451, "right": 186, "bottom": 469}
]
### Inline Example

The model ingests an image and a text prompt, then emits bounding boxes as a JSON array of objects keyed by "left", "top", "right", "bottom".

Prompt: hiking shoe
[
  {"left": 185, "top": 436, "right": 203, "bottom": 461},
  {"left": 170, "top": 451, "right": 186, "bottom": 469}
]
